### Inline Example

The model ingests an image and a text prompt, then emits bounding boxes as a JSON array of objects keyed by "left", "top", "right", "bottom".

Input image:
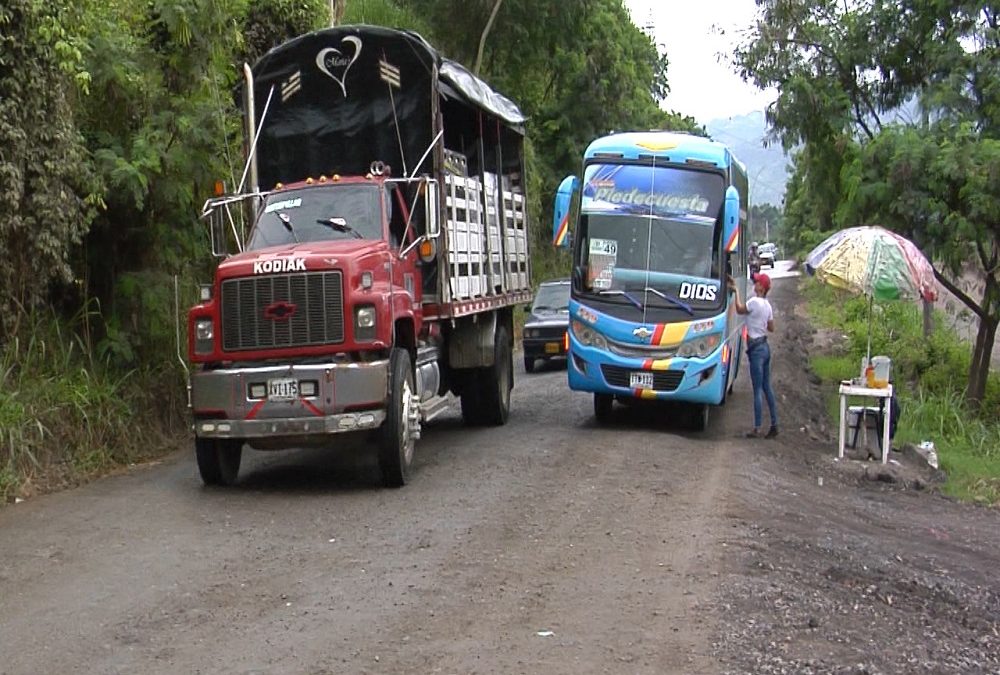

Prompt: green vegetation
[
  {"left": 1, "top": 0, "right": 692, "bottom": 501},
  {"left": 804, "top": 280, "right": 1000, "bottom": 506},
  {"left": 738, "top": 0, "right": 1000, "bottom": 406},
  {"left": 1, "top": 307, "right": 184, "bottom": 501}
]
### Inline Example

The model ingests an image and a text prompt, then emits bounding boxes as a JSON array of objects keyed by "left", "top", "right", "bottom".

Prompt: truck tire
[
  {"left": 196, "top": 437, "right": 242, "bottom": 486},
  {"left": 524, "top": 355, "right": 536, "bottom": 373},
  {"left": 478, "top": 324, "right": 513, "bottom": 425},
  {"left": 379, "top": 348, "right": 417, "bottom": 488},
  {"left": 594, "top": 393, "right": 613, "bottom": 423},
  {"left": 461, "top": 324, "right": 513, "bottom": 426}
]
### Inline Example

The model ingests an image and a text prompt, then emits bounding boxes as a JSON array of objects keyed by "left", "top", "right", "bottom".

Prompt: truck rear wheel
[
  {"left": 379, "top": 348, "right": 418, "bottom": 488},
  {"left": 461, "top": 324, "right": 513, "bottom": 426},
  {"left": 196, "top": 437, "right": 242, "bottom": 486}
]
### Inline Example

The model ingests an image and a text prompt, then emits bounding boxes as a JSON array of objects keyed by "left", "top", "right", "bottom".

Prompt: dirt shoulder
[{"left": 713, "top": 275, "right": 1000, "bottom": 674}]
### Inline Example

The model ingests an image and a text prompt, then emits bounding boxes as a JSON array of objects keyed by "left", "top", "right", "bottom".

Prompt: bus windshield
[
  {"left": 575, "top": 163, "right": 726, "bottom": 308},
  {"left": 248, "top": 185, "right": 382, "bottom": 250}
]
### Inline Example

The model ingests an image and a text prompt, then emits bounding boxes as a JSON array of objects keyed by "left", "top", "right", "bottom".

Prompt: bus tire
[
  {"left": 594, "top": 393, "right": 613, "bottom": 423},
  {"left": 688, "top": 403, "right": 709, "bottom": 432},
  {"left": 196, "top": 437, "right": 242, "bottom": 486},
  {"left": 379, "top": 348, "right": 417, "bottom": 488}
]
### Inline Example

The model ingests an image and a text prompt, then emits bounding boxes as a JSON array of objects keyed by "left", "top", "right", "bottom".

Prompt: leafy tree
[
  {"left": 73, "top": 0, "right": 247, "bottom": 363},
  {"left": 0, "top": 0, "right": 99, "bottom": 338},
  {"left": 737, "top": 0, "right": 1000, "bottom": 404},
  {"left": 242, "top": 0, "right": 328, "bottom": 67}
]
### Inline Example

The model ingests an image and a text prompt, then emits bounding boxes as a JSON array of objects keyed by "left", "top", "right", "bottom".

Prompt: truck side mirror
[
  {"left": 424, "top": 178, "right": 440, "bottom": 239},
  {"left": 552, "top": 175, "right": 579, "bottom": 248}
]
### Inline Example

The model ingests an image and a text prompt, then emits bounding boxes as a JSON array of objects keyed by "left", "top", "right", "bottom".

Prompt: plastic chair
[{"left": 847, "top": 405, "right": 884, "bottom": 452}]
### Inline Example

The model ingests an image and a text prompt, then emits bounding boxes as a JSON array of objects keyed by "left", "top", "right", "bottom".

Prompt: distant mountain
[{"left": 705, "top": 111, "right": 789, "bottom": 207}]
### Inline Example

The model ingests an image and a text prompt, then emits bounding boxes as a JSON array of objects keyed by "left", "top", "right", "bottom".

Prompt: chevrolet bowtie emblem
[
  {"left": 633, "top": 326, "right": 653, "bottom": 339},
  {"left": 263, "top": 301, "right": 297, "bottom": 321}
]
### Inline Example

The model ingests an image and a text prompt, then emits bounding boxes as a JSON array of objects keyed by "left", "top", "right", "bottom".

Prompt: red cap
[{"left": 752, "top": 273, "right": 771, "bottom": 291}]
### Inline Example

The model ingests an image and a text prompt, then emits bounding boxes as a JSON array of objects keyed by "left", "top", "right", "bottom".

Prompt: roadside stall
[{"left": 805, "top": 225, "right": 936, "bottom": 461}]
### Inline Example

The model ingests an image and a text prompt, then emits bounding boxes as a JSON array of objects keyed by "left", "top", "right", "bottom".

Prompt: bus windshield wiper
[
  {"left": 597, "top": 289, "right": 644, "bottom": 310},
  {"left": 638, "top": 286, "right": 694, "bottom": 316},
  {"left": 318, "top": 216, "right": 363, "bottom": 239}
]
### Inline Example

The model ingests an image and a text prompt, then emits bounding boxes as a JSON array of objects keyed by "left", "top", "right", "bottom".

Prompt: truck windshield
[
  {"left": 575, "top": 163, "right": 725, "bottom": 309},
  {"left": 248, "top": 185, "right": 382, "bottom": 250}
]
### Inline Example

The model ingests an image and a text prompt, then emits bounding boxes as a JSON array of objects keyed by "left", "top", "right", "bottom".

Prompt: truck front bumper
[{"left": 191, "top": 359, "right": 389, "bottom": 441}]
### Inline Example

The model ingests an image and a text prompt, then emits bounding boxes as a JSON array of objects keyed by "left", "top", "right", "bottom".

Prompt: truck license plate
[
  {"left": 268, "top": 377, "right": 298, "bottom": 401},
  {"left": 545, "top": 342, "right": 560, "bottom": 354},
  {"left": 630, "top": 371, "right": 654, "bottom": 389}
]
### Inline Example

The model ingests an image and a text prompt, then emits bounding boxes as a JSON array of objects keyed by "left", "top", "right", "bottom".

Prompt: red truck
[{"left": 186, "top": 26, "right": 531, "bottom": 487}]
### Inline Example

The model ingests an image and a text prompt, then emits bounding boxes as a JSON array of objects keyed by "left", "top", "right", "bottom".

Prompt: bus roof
[{"left": 584, "top": 131, "right": 733, "bottom": 168}]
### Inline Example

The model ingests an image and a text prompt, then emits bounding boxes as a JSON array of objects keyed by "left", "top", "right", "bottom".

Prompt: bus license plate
[
  {"left": 630, "top": 371, "right": 654, "bottom": 389},
  {"left": 268, "top": 378, "right": 298, "bottom": 401},
  {"left": 545, "top": 342, "right": 560, "bottom": 354}
]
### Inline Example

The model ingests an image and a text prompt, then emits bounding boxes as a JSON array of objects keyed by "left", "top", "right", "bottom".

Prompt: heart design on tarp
[{"left": 316, "top": 36, "right": 362, "bottom": 97}]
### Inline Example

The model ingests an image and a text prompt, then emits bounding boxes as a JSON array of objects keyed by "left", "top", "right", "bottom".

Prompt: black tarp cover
[{"left": 250, "top": 25, "right": 525, "bottom": 190}]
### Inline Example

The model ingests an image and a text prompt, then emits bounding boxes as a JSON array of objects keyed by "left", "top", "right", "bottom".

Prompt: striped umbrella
[
  {"left": 806, "top": 225, "right": 937, "bottom": 359},
  {"left": 806, "top": 226, "right": 936, "bottom": 302}
]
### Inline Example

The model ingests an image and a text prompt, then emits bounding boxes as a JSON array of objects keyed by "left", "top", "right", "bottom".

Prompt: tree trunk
[
  {"left": 330, "top": 0, "right": 346, "bottom": 27},
  {"left": 922, "top": 298, "right": 933, "bottom": 338},
  {"left": 474, "top": 0, "right": 504, "bottom": 76},
  {"left": 966, "top": 314, "right": 998, "bottom": 406}
]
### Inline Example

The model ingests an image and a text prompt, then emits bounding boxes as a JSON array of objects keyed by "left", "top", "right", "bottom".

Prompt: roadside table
[{"left": 838, "top": 382, "right": 894, "bottom": 464}]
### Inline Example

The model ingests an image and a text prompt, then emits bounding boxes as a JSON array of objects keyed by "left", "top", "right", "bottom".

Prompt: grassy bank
[
  {"left": 1, "top": 311, "right": 186, "bottom": 503},
  {"left": 803, "top": 280, "right": 1000, "bottom": 505}
]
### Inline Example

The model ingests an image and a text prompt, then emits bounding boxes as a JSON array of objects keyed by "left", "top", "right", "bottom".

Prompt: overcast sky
[{"left": 623, "top": 0, "right": 776, "bottom": 124}]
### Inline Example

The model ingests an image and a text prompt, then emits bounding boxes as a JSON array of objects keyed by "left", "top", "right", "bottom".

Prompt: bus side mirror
[
  {"left": 723, "top": 185, "right": 740, "bottom": 256},
  {"left": 552, "top": 175, "right": 579, "bottom": 248}
]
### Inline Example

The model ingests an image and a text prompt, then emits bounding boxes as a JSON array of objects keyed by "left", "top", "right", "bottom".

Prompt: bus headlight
[
  {"left": 677, "top": 333, "right": 721, "bottom": 359},
  {"left": 194, "top": 319, "right": 214, "bottom": 354},
  {"left": 571, "top": 320, "right": 608, "bottom": 350}
]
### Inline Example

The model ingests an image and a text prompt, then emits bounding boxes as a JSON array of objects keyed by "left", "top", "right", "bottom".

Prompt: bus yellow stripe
[{"left": 657, "top": 323, "right": 689, "bottom": 346}]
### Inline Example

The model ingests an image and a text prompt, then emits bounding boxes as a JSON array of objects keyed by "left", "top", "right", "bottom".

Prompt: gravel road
[{"left": 1, "top": 267, "right": 997, "bottom": 674}]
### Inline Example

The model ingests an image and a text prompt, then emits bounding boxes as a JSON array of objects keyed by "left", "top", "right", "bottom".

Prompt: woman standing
[{"left": 728, "top": 273, "right": 778, "bottom": 438}]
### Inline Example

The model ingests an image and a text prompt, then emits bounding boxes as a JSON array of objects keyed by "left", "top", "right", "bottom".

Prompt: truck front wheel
[
  {"left": 379, "top": 348, "right": 418, "bottom": 488},
  {"left": 196, "top": 437, "right": 242, "bottom": 486}
]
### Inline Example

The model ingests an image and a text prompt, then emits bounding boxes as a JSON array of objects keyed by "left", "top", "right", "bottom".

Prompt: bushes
[
  {"left": 804, "top": 279, "right": 1000, "bottom": 505},
  {"left": 0, "top": 308, "right": 185, "bottom": 503}
]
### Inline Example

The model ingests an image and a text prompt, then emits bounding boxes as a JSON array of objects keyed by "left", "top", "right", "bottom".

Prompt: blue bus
[{"left": 552, "top": 131, "right": 750, "bottom": 430}]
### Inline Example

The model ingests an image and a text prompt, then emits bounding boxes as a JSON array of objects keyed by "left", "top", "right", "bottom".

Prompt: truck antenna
[{"left": 411, "top": 129, "right": 444, "bottom": 178}]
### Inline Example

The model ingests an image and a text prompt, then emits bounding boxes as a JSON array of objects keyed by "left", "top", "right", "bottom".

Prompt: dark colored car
[{"left": 522, "top": 278, "right": 571, "bottom": 373}]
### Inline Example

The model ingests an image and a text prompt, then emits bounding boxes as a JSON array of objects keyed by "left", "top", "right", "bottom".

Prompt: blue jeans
[{"left": 748, "top": 340, "right": 778, "bottom": 429}]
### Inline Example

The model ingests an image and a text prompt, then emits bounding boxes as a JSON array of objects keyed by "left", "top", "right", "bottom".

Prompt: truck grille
[
  {"left": 601, "top": 365, "right": 683, "bottom": 392},
  {"left": 221, "top": 272, "right": 344, "bottom": 351}
]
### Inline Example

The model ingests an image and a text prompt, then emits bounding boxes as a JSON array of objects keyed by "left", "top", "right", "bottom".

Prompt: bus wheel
[
  {"left": 196, "top": 437, "right": 242, "bottom": 486},
  {"left": 379, "top": 348, "right": 418, "bottom": 488},
  {"left": 594, "top": 393, "right": 613, "bottom": 423},
  {"left": 688, "top": 404, "right": 709, "bottom": 432}
]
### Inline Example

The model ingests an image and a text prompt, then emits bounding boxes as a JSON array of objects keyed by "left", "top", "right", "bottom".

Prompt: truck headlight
[
  {"left": 676, "top": 333, "right": 721, "bottom": 359},
  {"left": 194, "top": 319, "right": 214, "bottom": 354},
  {"left": 355, "top": 305, "right": 376, "bottom": 340},
  {"left": 571, "top": 320, "right": 607, "bottom": 350}
]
